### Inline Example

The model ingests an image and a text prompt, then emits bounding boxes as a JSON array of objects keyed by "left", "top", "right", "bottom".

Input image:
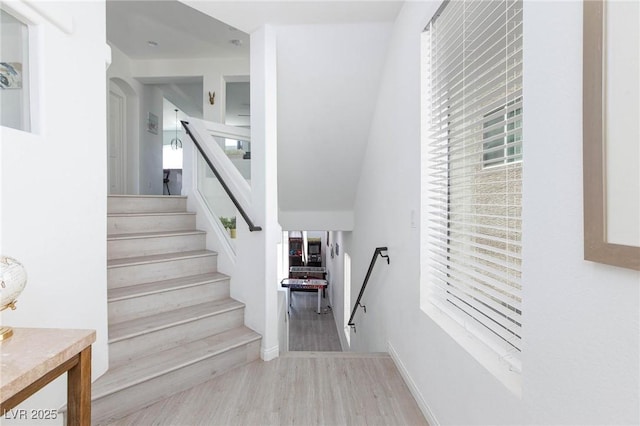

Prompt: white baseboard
[
  {"left": 388, "top": 342, "right": 439, "bottom": 426},
  {"left": 261, "top": 344, "right": 279, "bottom": 361}
]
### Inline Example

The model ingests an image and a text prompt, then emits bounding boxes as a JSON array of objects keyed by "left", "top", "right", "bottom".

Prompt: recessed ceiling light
[
  {"left": 147, "top": 40, "right": 158, "bottom": 47},
  {"left": 229, "top": 39, "right": 242, "bottom": 47}
]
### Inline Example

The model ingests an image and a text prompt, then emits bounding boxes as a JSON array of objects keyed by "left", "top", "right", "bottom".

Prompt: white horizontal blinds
[{"left": 426, "top": 0, "right": 523, "bottom": 368}]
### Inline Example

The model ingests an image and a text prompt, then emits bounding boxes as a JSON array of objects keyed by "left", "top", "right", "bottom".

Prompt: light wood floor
[
  {"left": 288, "top": 291, "right": 342, "bottom": 352},
  {"left": 104, "top": 352, "right": 428, "bottom": 426}
]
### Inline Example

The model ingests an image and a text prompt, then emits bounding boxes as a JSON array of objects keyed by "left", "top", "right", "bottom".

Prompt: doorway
[
  {"left": 108, "top": 82, "right": 126, "bottom": 194},
  {"left": 162, "top": 98, "right": 186, "bottom": 195},
  {"left": 282, "top": 230, "right": 342, "bottom": 352}
]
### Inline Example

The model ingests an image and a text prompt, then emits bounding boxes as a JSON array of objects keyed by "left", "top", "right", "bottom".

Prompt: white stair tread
[
  {"left": 108, "top": 250, "right": 216, "bottom": 268},
  {"left": 109, "top": 299, "right": 243, "bottom": 343},
  {"left": 108, "top": 211, "right": 195, "bottom": 217},
  {"left": 108, "top": 272, "right": 228, "bottom": 302},
  {"left": 108, "top": 195, "right": 187, "bottom": 199},
  {"left": 94, "top": 326, "right": 261, "bottom": 399},
  {"left": 108, "top": 230, "right": 205, "bottom": 240}
]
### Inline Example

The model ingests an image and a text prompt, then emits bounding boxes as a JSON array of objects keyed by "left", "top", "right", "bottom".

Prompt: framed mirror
[{"left": 583, "top": 0, "right": 640, "bottom": 270}]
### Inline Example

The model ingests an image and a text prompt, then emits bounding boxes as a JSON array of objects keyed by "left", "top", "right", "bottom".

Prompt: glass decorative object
[{"left": 0, "top": 256, "right": 27, "bottom": 341}]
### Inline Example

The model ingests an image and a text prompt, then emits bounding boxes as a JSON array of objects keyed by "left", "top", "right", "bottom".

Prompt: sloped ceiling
[{"left": 276, "top": 23, "right": 394, "bottom": 226}]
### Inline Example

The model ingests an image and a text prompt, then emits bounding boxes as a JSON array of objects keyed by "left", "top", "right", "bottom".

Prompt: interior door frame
[{"left": 108, "top": 82, "right": 127, "bottom": 194}]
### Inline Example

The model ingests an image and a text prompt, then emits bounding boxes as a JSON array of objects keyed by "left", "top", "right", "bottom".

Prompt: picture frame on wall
[
  {"left": 0, "top": 62, "right": 22, "bottom": 89},
  {"left": 147, "top": 112, "right": 159, "bottom": 135},
  {"left": 583, "top": 0, "right": 640, "bottom": 271}
]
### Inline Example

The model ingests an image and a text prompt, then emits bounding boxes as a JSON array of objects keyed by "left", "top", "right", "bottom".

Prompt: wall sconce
[{"left": 208, "top": 91, "right": 215, "bottom": 105}]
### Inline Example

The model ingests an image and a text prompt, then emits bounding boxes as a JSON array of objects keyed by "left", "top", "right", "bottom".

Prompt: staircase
[{"left": 90, "top": 195, "right": 261, "bottom": 424}]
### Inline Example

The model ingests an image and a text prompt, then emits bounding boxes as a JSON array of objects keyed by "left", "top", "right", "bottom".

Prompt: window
[
  {"left": 421, "top": 0, "right": 524, "bottom": 379},
  {"left": 483, "top": 97, "right": 522, "bottom": 167},
  {"left": 0, "top": 8, "right": 31, "bottom": 132}
]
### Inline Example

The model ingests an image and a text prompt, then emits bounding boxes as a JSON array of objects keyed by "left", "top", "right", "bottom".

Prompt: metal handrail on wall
[
  {"left": 347, "top": 247, "right": 390, "bottom": 332},
  {"left": 181, "top": 120, "right": 262, "bottom": 232}
]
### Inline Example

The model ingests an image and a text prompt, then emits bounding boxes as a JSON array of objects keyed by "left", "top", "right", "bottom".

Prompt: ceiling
[
  {"left": 106, "top": 0, "right": 250, "bottom": 60},
  {"left": 182, "top": 1, "right": 403, "bottom": 34}
]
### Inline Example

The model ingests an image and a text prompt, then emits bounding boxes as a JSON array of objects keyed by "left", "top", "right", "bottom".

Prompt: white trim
[
  {"left": 1, "top": 0, "right": 72, "bottom": 34},
  {"left": 388, "top": 342, "right": 439, "bottom": 426},
  {"left": 260, "top": 344, "right": 279, "bottom": 361}
]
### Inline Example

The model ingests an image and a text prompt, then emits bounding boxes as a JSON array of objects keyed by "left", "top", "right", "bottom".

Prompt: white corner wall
[
  {"left": 348, "top": 1, "right": 639, "bottom": 425},
  {"left": 229, "top": 25, "right": 280, "bottom": 360},
  {"left": 0, "top": 2, "right": 109, "bottom": 424}
]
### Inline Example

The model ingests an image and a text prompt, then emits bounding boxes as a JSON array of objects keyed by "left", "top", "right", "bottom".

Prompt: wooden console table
[{"left": 0, "top": 328, "right": 95, "bottom": 425}]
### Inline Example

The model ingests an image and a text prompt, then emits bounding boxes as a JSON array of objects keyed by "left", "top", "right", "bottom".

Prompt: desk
[
  {"left": 0, "top": 328, "right": 95, "bottom": 425},
  {"left": 280, "top": 279, "right": 327, "bottom": 314}
]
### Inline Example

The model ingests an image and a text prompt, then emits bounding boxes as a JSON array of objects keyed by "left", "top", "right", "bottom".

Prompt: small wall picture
[
  {"left": 0, "top": 62, "right": 22, "bottom": 89},
  {"left": 147, "top": 112, "right": 159, "bottom": 135}
]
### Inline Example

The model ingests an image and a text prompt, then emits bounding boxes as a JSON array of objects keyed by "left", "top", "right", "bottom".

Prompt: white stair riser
[
  {"left": 109, "top": 308, "right": 245, "bottom": 366},
  {"left": 108, "top": 256, "right": 218, "bottom": 289},
  {"left": 108, "top": 281, "right": 230, "bottom": 323},
  {"left": 107, "top": 233, "right": 206, "bottom": 260},
  {"left": 93, "top": 340, "right": 260, "bottom": 425},
  {"left": 108, "top": 197, "right": 187, "bottom": 214},
  {"left": 108, "top": 214, "right": 196, "bottom": 234}
]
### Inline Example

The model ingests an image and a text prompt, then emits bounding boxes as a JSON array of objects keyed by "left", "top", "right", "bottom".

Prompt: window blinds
[{"left": 424, "top": 0, "right": 523, "bottom": 370}]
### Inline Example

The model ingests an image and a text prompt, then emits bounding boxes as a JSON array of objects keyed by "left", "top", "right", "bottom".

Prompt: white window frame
[{"left": 420, "top": 0, "right": 524, "bottom": 396}]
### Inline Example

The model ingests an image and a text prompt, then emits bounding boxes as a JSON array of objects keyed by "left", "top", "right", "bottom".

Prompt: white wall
[
  {"left": 0, "top": 2, "right": 109, "bottom": 424},
  {"left": 348, "top": 1, "right": 639, "bottom": 425},
  {"left": 276, "top": 23, "right": 392, "bottom": 231}
]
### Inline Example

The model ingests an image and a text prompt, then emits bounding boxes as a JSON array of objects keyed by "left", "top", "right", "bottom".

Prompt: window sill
[{"left": 421, "top": 301, "right": 522, "bottom": 398}]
